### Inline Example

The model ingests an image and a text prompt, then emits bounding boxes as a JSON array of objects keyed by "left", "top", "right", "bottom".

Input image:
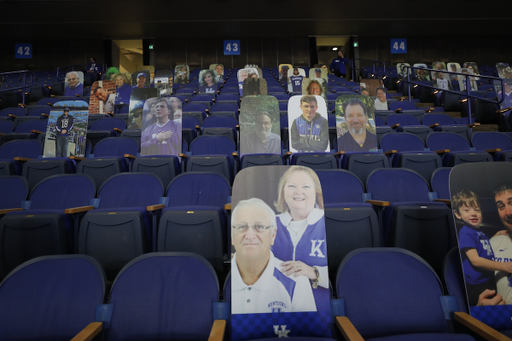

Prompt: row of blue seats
[{"left": 2, "top": 246, "right": 501, "bottom": 340}]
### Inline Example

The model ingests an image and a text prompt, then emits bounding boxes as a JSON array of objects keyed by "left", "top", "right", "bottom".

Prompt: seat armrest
[
  {"left": 434, "top": 199, "right": 451, "bottom": 205},
  {"left": 113, "top": 127, "right": 123, "bottom": 133},
  {"left": 429, "top": 123, "right": 439, "bottom": 128},
  {"left": 65, "top": 205, "right": 95, "bottom": 214},
  {"left": 435, "top": 149, "right": 450, "bottom": 154},
  {"left": 13, "top": 157, "right": 32, "bottom": 161},
  {"left": 147, "top": 204, "right": 165, "bottom": 211},
  {"left": 123, "top": 154, "right": 136, "bottom": 159},
  {"left": 70, "top": 322, "right": 103, "bottom": 341},
  {"left": 224, "top": 203, "right": 232, "bottom": 211},
  {"left": 366, "top": 200, "right": 390, "bottom": 206},
  {"left": 208, "top": 320, "right": 226, "bottom": 341},
  {"left": 384, "top": 150, "right": 397, "bottom": 155},
  {"left": 179, "top": 153, "right": 188, "bottom": 159},
  {"left": 468, "top": 123, "right": 480, "bottom": 128},
  {"left": 394, "top": 108, "right": 401, "bottom": 113},
  {"left": 454, "top": 312, "right": 512, "bottom": 341},
  {"left": 31, "top": 129, "right": 43, "bottom": 134},
  {"left": 0, "top": 208, "right": 23, "bottom": 215},
  {"left": 486, "top": 148, "right": 501, "bottom": 153},
  {"left": 390, "top": 124, "right": 400, "bottom": 129},
  {"left": 336, "top": 316, "right": 365, "bottom": 341},
  {"left": 70, "top": 156, "right": 85, "bottom": 161}
]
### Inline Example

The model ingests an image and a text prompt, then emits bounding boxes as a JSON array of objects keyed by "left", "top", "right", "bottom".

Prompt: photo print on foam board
[
  {"left": 231, "top": 165, "right": 331, "bottom": 341},
  {"left": 239, "top": 95, "right": 280, "bottom": 156}
]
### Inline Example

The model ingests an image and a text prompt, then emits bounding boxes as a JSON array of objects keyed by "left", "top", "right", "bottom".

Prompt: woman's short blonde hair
[{"left": 274, "top": 166, "right": 324, "bottom": 213}]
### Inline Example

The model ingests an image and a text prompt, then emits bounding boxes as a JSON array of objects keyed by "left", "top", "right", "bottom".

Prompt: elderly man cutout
[{"left": 231, "top": 198, "right": 317, "bottom": 314}]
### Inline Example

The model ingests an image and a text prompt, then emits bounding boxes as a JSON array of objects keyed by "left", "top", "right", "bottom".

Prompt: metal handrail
[
  {"left": 350, "top": 58, "right": 386, "bottom": 81},
  {"left": 401, "top": 65, "right": 505, "bottom": 125},
  {"left": 0, "top": 70, "right": 31, "bottom": 105}
]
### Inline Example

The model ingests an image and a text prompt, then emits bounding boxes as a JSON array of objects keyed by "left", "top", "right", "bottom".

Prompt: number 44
[{"left": 393, "top": 42, "right": 405, "bottom": 51}]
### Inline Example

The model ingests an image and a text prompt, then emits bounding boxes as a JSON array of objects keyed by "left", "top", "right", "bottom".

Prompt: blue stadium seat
[
  {"left": 426, "top": 132, "right": 493, "bottom": 166},
  {"left": 336, "top": 248, "right": 476, "bottom": 340},
  {"left": 0, "top": 255, "right": 106, "bottom": 340},
  {"left": 79, "top": 172, "right": 165, "bottom": 279}
]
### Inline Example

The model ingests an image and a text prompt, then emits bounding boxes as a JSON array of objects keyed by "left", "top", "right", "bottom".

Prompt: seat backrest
[
  {"left": 431, "top": 167, "right": 451, "bottom": 200},
  {"left": 379, "top": 132, "right": 425, "bottom": 152},
  {"left": 422, "top": 113, "right": 456, "bottom": 126},
  {"left": 182, "top": 116, "right": 201, "bottom": 130},
  {"left": 0, "top": 176, "right": 28, "bottom": 209},
  {"left": 107, "top": 252, "right": 219, "bottom": 341},
  {"left": 0, "top": 139, "right": 43, "bottom": 159},
  {"left": 471, "top": 131, "right": 512, "bottom": 150},
  {"left": 443, "top": 248, "right": 468, "bottom": 314},
  {"left": 366, "top": 168, "right": 431, "bottom": 202},
  {"left": 166, "top": 172, "right": 230, "bottom": 208},
  {"left": 0, "top": 255, "right": 105, "bottom": 340},
  {"left": 336, "top": 248, "right": 448, "bottom": 339},
  {"left": 316, "top": 169, "right": 365, "bottom": 204},
  {"left": 189, "top": 135, "right": 235, "bottom": 156},
  {"left": 0, "top": 120, "right": 14, "bottom": 134},
  {"left": 14, "top": 119, "right": 47, "bottom": 133},
  {"left": 0, "top": 107, "right": 27, "bottom": 117},
  {"left": 203, "top": 115, "right": 238, "bottom": 129},
  {"left": 97, "top": 173, "right": 164, "bottom": 209},
  {"left": 210, "top": 103, "right": 238, "bottom": 113},
  {"left": 386, "top": 114, "right": 421, "bottom": 126},
  {"left": 92, "top": 137, "right": 139, "bottom": 157},
  {"left": 426, "top": 132, "right": 471, "bottom": 152},
  {"left": 389, "top": 101, "right": 418, "bottom": 111},
  {"left": 89, "top": 117, "right": 126, "bottom": 132},
  {"left": 29, "top": 174, "right": 96, "bottom": 210}
]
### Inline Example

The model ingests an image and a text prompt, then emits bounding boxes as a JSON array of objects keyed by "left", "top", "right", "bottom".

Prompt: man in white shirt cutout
[{"left": 231, "top": 198, "right": 317, "bottom": 314}]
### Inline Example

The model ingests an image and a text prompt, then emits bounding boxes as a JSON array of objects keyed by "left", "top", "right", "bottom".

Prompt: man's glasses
[{"left": 232, "top": 224, "right": 272, "bottom": 233}]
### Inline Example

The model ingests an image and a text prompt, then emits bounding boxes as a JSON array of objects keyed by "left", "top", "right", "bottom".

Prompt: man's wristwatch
[{"left": 311, "top": 267, "right": 320, "bottom": 289}]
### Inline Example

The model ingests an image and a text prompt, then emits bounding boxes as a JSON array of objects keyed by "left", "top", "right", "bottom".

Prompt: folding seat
[
  {"left": 339, "top": 152, "right": 389, "bottom": 185},
  {"left": 191, "top": 94, "right": 215, "bottom": 108},
  {"left": 79, "top": 173, "right": 165, "bottom": 279},
  {"left": 0, "top": 255, "right": 106, "bottom": 340},
  {"left": 380, "top": 132, "right": 442, "bottom": 183},
  {"left": 389, "top": 100, "right": 418, "bottom": 111},
  {"left": 210, "top": 102, "right": 239, "bottom": 118},
  {"left": 101, "top": 253, "right": 224, "bottom": 341},
  {"left": 26, "top": 105, "right": 51, "bottom": 118},
  {"left": 87, "top": 117, "right": 126, "bottom": 150},
  {"left": 431, "top": 167, "right": 452, "bottom": 200},
  {"left": 131, "top": 155, "right": 180, "bottom": 188},
  {"left": 0, "top": 176, "right": 28, "bottom": 216},
  {"left": 0, "top": 107, "right": 26, "bottom": 118},
  {"left": 0, "top": 119, "right": 47, "bottom": 145},
  {"left": 21, "top": 157, "right": 76, "bottom": 191},
  {"left": 0, "top": 91, "right": 20, "bottom": 109},
  {"left": 240, "top": 153, "right": 284, "bottom": 169},
  {"left": 119, "top": 128, "right": 141, "bottom": 145},
  {"left": 366, "top": 169, "right": 455, "bottom": 273},
  {"left": 87, "top": 113, "right": 109, "bottom": 129},
  {"left": 374, "top": 110, "right": 395, "bottom": 124},
  {"left": 445, "top": 92, "right": 462, "bottom": 111},
  {"left": 471, "top": 131, "right": 512, "bottom": 161},
  {"left": 336, "top": 248, "right": 484, "bottom": 341},
  {"left": 0, "top": 120, "right": 14, "bottom": 134},
  {"left": 0, "top": 139, "right": 43, "bottom": 175},
  {"left": 26, "top": 86, "right": 45, "bottom": 104},
  {"left": 422, "top": 113, "right": 474, "bottom": 140},
  {"left": 76, "top": 137, "right": 139, "bottom": 189},
  {"left": 36, "top": 97, "right": 60, "bottom": 106},
  {"left": 0, "top": 174, "right": 96, "bottom": 276},
  {"left": 182, "top": 102, "right": 208, "bottom": 121},
  {"left": 443, "top": 248, "right": 468, "bottom": 314},
  {"left": 288, "top": 152, "right": 338, "bottom": 170},
  {"left": 216, "top": 93, "right": 240, "bottom": 107},
  {"left": 426, "top": 132, "right": 493, "bottom": 166},
  {"left": 182, "top": 135, "right": 237, "bottom": 184},
  {"left": 202, "top": 115, "right": 238, "bottom": 144},
  {"left": 316, "top": 169, "right": 380, "bottom": 281},
  {"left": 181, "top": 116, "right": 201, "bottom": 146}
]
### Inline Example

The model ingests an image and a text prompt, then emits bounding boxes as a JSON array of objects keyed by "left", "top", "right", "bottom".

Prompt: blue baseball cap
[{"left": 137, "top": 73, "right": 146, "bottom": 78}]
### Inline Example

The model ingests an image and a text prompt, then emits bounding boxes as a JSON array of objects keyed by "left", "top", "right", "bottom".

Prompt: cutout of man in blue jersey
[
  {"left": 231, "top": 198, "right": 317, "bottom": 314},
  {"left": 290, "top": 95, "right": 329, "bottom": 153}
]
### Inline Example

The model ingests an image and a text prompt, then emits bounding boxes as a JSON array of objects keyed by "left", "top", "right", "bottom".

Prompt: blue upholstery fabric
[
  {"left": 106, "top": 252, "right": 219, "bottom": 341},
  {"left": 336, "top": 248, "right": 454, "bottom": 339},
  {"left": 0, "top": 255, "right": 105, "bottom": 340},
  {"left": 0, "top": 176, "right": 28, "bottom": 209}
]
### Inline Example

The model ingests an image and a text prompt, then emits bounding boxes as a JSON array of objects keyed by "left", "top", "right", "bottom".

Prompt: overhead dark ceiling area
[{"left": 2, "top": 0, "right": 511, "bottom": 39}]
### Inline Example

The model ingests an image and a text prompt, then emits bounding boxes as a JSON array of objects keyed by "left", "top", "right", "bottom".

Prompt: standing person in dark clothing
[
  {"left": 330, "top": 51, "right": 348, "bottom": 78},
  {"left": 55, "top": 108, "right": 74, "bottom": 157}
]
